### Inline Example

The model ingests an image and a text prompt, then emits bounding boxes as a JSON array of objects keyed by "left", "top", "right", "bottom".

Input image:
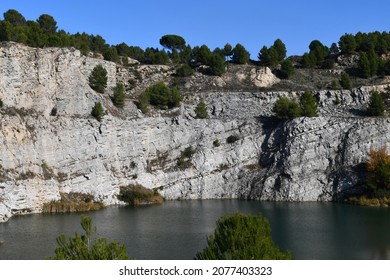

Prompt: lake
[{"left": 1, "top": 200, "right": 390, "bottom": 260}]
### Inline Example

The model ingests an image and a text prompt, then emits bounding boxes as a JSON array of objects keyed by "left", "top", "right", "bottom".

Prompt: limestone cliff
[{"left": 0, "top": 42, "right": 389, "bottom": 222}]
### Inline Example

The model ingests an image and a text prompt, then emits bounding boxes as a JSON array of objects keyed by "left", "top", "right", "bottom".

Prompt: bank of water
[{"left": 1, "top": 200, "right": 390, "bottom": 260}]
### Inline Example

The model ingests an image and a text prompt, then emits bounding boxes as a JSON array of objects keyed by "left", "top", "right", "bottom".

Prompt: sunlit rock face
[{"left": 0, "top": 42, "right": 389, "bottom": 222}]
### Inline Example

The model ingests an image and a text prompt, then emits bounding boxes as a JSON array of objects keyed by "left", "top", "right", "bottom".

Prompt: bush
[
  {"left": 118, "top": 185, "right": 164, "bottom": 206},
  {"left": 367, "top": 147, "right": 390, "bottom": 191},
  {"left": 208, "top": 54, "right": 226, "bottom": 76},
  {"left": 213, "top": 139, "right": 221, "bottom": 147},
  {"left": 226, "top": 135, "right": 239, "bottom": 144},
  {"left": 51, "top": 216, "right": 129, "bottom": 260},
  {"left": 112, "top": 82, "right": 126, "bottom": 108},
  {"left": 137, "top": 82, "right": 182, "bottom": 113},
  {"left": 50, "top": 107, "right": 57, "bottom": 116},
  {"left": 273, "top": 97, "right": 301, "bottom": 119},
  {"left": 177, "top": 146, "right": 195, "bottom": 169},
  {"left": 340, "top": 72, "right": 352, "bottom": 90},
  {"left": 195, "top": 213, "right": 291, "bottom": 260},
  {"left": 89, "top": 65, "right": 108, "bottom": 93},
  {"left": 195, "top": 99, "right": 208, "bottom": 119},
  {"left": 367, "top": 91, "right": 384, "bottom": 116},
  {"left": 299, "top": 90, "right": 318, "bottom": 117},
  {"left": 175, "top": 64, "right": 194, "bottom": 77},
  {"left": 91, "top": 102, "right": 104, "bottom": 122},
  {"left": 279, "top": 59, "right": 294, "bottom": 79}
]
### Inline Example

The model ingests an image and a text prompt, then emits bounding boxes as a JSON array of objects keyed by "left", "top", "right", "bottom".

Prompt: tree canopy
[
  {"left": 51, "top": 216, "right": 129, "bottom": 260},
  {"left": 232, "top": 43, "right": 250, "bottom": 64},
  {"left": 159, "top": 34, "right": 186, "bottom": 51},
  {"left": 195, "top": 213, "right": 291, "bottom": 260}
]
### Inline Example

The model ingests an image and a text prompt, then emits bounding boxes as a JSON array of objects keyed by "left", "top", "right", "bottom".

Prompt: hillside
[{"left": 0, "top": 42, "right": 389, "bottom": 222}]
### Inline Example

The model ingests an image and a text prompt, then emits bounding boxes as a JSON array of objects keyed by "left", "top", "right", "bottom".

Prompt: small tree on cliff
[
  {"left": 194, "top": 99, "right": 208, "bottom": 119},
  {"left": 91, "top": 102, "right": 104, "bottom": 122},
  {"left": 367, "top": 91, "right": 384, "bottom": 117},
  {"left": 299, "top": 90, "right": 318, "bottom": 117},
  {"left": 89, "top": 65, "right": 108, "bottom": 93},
  {"left": 112, "top": 82, "right": 126, "bottom": 108}
]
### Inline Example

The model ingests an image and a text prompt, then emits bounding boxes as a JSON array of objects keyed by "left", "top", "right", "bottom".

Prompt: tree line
[{"left": 1, "top": 9, "right": 390, "bottom": 79}]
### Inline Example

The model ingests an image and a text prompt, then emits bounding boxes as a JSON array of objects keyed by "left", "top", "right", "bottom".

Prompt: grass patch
[
  {"left": 118, "top": 184, "right": 164, "bottom": 206},
  {"left": 347, "top": 196, "right": 390, "bottom": 207},
  {"left": 42, "top": 192, "right": 104, "bottom": 213}
]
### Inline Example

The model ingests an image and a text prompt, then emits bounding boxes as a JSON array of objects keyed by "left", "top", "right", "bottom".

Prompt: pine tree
[
  {"left": 300, "top": 90, "right": 318, "bottom": 117},
  {"left": 195, "top": 213, "right": 291, "bottom": 260},
  {"left": 194, "top": 99, "right": 208, "bottom": 119},
  {"left": 340, "top": 72, "right": 352, "bottom": 90},
  {"left": 51, "top": 216, "right": 129, "bottom": 260},
  {"left": 367, "top": 91, "right": 384, "bottom": 116},
  {"left": 89, "top": 65, "right": 108, "bottom": 93},
  {"left": 91, "top": 102, "right": 104, "bottom": 121},
  {"left": 112, "top": 82, "right": 126, "bottom": 108}
]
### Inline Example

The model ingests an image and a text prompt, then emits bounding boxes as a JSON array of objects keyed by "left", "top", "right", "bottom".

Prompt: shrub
[
  {"left": 195, "top": 99, "right": 208, "bottom": 119},
  {"left": 0, "top": 99, "right": 3, "bottom": 108},
  {"left": 340, "top": 72, "right": 352, "bottom": 90},
  {"left": 89, "top": 65, "right": 108, "bottom": 93},
  {"left": 213, "top": 139, "right": 221, "bottom": 147},
  {"left": 299, "top": 90, "right": 318, "bottom": 117},
  {"left": 112, "top": 82, "right": 126, "bottom": 108},
  {"left": 279, "top": 59, "right": 294, "bottom": 79},
  {"left": 226, "top": 135, "right": 239, "bottom": 144},
  {"left": 208, "top": 54, "right": 226, "bottom": 76},
  {"left": 367, "top": 147, "right": 390, "bottom": 191},
  {"left": 367, "top": 91, "right": 384, "bottom": 116},
  {"left": 175, "top": 64, "right": 194, "bottom": 77},
  {"left": 91, "top": 102, "right": 104, "bottom": 122},
  {"left": 51, "top": 216, "right": 129, "bottom": 260},
  {"left": 273, "top": 97, "right": 301, "bottom": 119},
  {"left": 138, "top": 82, "right": 182, "bottom": 113},
  {"left": 177, "top": 146, "right": 195, "bottom": 169},
  {"left": 118, "top": 185, "right": 164, "bottom": 206},
  {"left": 195, "top": 213, "right": 291, "bottom": 260},
  {"left": 50, "top": 107, "right": 57, "bottom": 116}
]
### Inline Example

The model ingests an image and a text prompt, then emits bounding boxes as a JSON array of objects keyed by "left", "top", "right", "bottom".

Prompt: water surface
[{"left": 1, "top": 200, "right": 390, "bottom": 259}]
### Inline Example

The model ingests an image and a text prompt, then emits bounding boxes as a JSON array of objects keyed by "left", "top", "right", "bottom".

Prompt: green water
[{"left": 1, "top": 200, "right": 390, "bottom": 259}]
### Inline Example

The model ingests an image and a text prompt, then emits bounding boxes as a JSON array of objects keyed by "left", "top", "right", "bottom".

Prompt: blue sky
[{"left": 0, "top": 0, "right": 389, "bottom": 58}]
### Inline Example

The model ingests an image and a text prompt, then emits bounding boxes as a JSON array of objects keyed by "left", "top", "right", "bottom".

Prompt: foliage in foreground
[
  {"left": 51, "top": 216, "right": 129, "bottom": 260},
  {"left": 195, "top": 213, "right": 291, "bottom": 260}
]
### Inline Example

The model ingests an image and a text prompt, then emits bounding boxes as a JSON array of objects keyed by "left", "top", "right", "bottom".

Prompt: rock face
[{"left": 0, "top": 42, "right": 389, "bottom": 222}]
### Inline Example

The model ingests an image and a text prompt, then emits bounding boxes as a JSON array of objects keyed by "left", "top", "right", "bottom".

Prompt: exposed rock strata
[{"left": 0, "top": 42, "right": 389, "bottom": 222}]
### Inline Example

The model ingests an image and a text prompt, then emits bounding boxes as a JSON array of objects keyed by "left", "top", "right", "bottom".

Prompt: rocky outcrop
[{"left": 0, "top": 42, "right": 389, "bottom": 222}]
